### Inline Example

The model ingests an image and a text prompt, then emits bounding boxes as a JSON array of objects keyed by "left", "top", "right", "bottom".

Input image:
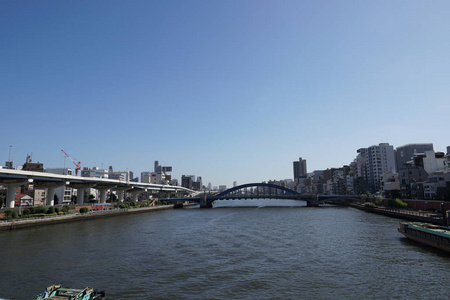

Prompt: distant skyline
[{"left": 1, "top": 1, "right": 449, "bottom": 187}]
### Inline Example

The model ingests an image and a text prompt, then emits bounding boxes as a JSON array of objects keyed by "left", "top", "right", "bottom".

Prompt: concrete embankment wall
[
  {"left": 349, "top": 203, "right": 445, "bottom": 225},
  {"left": 0, "top": 205, "right": 176, "bottom": 232}
]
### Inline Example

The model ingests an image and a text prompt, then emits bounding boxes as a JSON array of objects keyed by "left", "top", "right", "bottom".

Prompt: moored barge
[
  {"left": 36, "top": 284, "right": 105, "bottom": 300},
  {"left": 398, "top": 222, "right": 450, "bottom": 253}
]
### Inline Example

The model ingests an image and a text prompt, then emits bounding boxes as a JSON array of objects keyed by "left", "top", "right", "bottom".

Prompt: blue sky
[{"left": 1, "top": 1, "right": 449, "bottom": 187}]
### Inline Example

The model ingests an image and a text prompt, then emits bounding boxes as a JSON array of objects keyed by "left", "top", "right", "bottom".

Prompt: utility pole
[
  {"left": 7, "top": 145, "right": 13, "bottom": 169},
  {"left": 8, "top": 145, "right": 12, "bottom": 161}
]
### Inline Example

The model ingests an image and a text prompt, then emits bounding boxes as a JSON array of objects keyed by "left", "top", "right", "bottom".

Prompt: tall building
[
  {"left": 108, "top": 166, "right": 127, "bottom": 181},
  {"left": 293, "top": 157, "right": 307, "bottom": 180},
  {"left": 181, "top": 175, "right": 193, "bottom": 189},
  {"left": 192, "top": 176, "right": 203, "bottom": 191},
  {"left": 360, "top": 143, "right": 396, "bottom": 193},
  {"left": 141, "top": 172, "right": 151, "bottom": 183},
  {"left": 395, "top": 143, "right": 434, "bottom": 172},
  {"left": 152, "top": 161, "right": 172, "bottom": 184}
]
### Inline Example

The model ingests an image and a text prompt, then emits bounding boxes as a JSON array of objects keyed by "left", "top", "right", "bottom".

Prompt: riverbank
[
  {"left": 349, "top": 202, "right": 446, "bottom": 225},
  {"left": 0, "top": 205, "right": 181, "bottom": 231}
]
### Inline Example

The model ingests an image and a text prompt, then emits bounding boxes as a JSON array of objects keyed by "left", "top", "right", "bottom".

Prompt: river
[{"left": 1, "top": 200, "right": 449, "bottom": 299}]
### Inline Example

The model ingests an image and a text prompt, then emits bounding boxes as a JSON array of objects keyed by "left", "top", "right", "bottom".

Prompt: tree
[
  {"left": 108, "top": 192, "right": 117, "bottom": 203},
  {"left": 62, "top": 205, "right": 71, "bottom": 212},
  {"left": 0, "top": 194, "right": 5, "bottom": 208},
  {"left": 386, "top": 198, "right": 408, "bottom": 209}
]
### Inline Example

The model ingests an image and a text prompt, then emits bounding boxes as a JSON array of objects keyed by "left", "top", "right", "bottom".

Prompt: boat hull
[{"left": 398, "top": 222, "right": 450, "bottom": 253}]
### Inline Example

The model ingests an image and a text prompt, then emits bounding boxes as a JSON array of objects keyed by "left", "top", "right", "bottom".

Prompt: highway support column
[
  {"left": 6, "top": 183, "right": 19, "bottom": 208},
  {"left": 5, "top": 180, "right": 31, "bottom": 208},
  {"left": 44, "top": 182, "right": 68, "bottom": 206}
]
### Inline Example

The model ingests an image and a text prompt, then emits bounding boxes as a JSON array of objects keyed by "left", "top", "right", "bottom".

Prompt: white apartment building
[
  {"left": 362, "top": 143, "right": 396, "bottom": 193},
  {"left": 422, "top": 151, "right": 446, "bottom": 174}
]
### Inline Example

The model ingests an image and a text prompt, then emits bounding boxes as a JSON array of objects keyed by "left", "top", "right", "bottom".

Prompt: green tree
[
  {"left": 108, "top": 192, "right": 117, "bottom": 203},
  {"left": 0, "top": 194, "right": 5, "bottom": 208},
  {"left": 386, "top": 198, "right": 408, "bottom": 209},
  {"left": 89, "top": 194, "right": 95, "bottom": 203},
  {"left": 374, "top": 195, "right": 384, "bottom": 206},
  {"left": 62, "top": 205, "right": 71, "bottom": 213},
  {"left": 4, "top": 210, "right": 13, "bottom": 218},
  {"left": 35, "top": 206, "right": 46, "bottom": 214}
]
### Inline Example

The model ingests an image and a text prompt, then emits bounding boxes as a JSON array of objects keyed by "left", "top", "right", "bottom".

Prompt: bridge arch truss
[{"left": 215, "top": 183, "right": 305, "bottom": 201}]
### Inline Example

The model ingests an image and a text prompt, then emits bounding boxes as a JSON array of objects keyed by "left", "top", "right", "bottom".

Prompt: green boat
[
  {"left": 398, "top": 222, "right": 450, "bottom": 253},
  {"left": 36, "top": 284, "right": 105, "bottom": 300}
]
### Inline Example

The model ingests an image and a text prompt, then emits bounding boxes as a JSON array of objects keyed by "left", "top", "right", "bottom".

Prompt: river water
[{"left": 1, "top": 200, "right": 449, "bottom": 299}]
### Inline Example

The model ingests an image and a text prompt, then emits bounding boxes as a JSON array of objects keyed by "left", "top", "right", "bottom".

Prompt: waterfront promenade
[
  {"left": 0, "top": 204, "right": 176, "bottom": 231},
  {"left": 350, "top": 203, "right": 447, "bottom": 225}
]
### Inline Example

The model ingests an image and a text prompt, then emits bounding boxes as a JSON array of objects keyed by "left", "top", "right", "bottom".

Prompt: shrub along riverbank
[{"left": 0, "top": 202, "right": 184, "bottom": 231}]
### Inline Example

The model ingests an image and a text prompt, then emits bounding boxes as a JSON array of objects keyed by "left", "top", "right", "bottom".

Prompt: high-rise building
[
  {"left": 359, "top": 143, "right": 396, "bottom": 193},
  {"left": 152, "top": 161, "right": 172, "bottom": 184},
  {"left": 293, "top": 157, "right": 307, "bottom": 180},
  {"left": 141, "top": 172, "right": 151, "bottom": 183},
  {"left": 181, "top": 175, "right": 193, "bottom": 189},
  {"left": 395, "top": 143, "right": 434, "bottom": 172}
]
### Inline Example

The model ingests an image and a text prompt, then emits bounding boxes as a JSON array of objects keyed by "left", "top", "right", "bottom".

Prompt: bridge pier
[
  {"left": 199, "top": 195, "right": 212, "bottom": 208},
  {"left": 307, "top": 195, "right": 319, "bottom": 207}
]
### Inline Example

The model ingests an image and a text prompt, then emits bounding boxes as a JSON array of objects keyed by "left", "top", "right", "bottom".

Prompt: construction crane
[{"left": 61, "top": 150, "right": 81, "bottom": 176}]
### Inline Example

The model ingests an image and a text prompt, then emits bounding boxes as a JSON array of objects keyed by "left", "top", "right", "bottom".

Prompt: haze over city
[{"left": 2, "top": 1, "right": 449, "bottom": 187}]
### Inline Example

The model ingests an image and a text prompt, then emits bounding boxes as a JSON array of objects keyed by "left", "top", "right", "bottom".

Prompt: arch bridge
[{"left": 163, "top": 183, "right": 361, "bottom": 208}]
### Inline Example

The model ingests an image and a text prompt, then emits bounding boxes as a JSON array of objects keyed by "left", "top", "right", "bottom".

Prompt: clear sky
[{"left": 1, "top": 0, "right": 449, "bottom": 187}]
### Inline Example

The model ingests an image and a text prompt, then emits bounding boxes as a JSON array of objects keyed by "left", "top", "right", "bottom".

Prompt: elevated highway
[{"left": 0, "top": 168, "right": 193, "bottom": 208}]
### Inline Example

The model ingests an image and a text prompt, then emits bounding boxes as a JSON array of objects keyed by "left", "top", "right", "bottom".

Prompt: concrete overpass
[{"left": 0, "top": 168, "right": 193, "bottom": 208}]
